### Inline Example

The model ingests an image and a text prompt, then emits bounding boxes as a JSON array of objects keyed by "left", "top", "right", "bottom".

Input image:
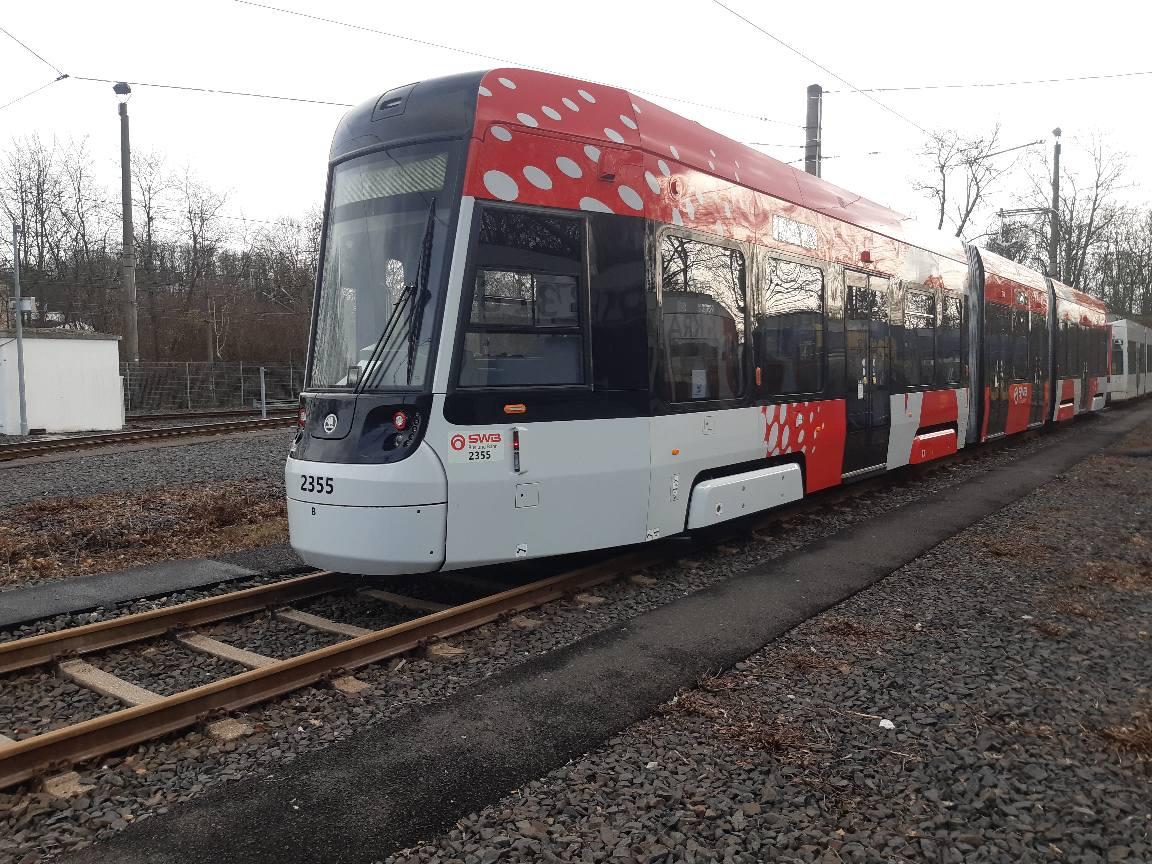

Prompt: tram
[{"left": 286, "top": 68, "right": 1130, "bottom": 575}]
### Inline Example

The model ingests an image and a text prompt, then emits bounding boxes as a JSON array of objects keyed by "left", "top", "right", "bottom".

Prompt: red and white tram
[{"left": 285, "top": 68, "right": 1140, "bottom": 575}]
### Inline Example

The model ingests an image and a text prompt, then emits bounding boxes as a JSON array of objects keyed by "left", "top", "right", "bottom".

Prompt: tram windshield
[{"left": 309, "top": 142, "right": 458, "bottom": 390}]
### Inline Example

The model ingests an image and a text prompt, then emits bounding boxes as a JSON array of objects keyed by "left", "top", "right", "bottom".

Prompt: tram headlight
[
  {"left": 297, "top": 400, "right": 308, "bottom": 430},
  {"left": 392, "top": 410, "right": 409, "bottom": 431}
]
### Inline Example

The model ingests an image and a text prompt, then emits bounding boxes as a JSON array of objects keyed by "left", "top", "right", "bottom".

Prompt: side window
[
  {"left": 753, "top": 258, "right": 824, "bottom": 395},
  {"left": 985, "top": 303, "right": 1010, "bottom": 376},
  {"left": 937, "top": 295, "right": 963, "bottom": 385},
  {"left": 1029, "top": 310, "right": 1047, "bottom": 381},
  {"left": 903, "top": 289, "right": 935, "bottom": 387},
  {"left": 1112, "top": 339, "right": 1124, "bottom": 377},
  {"left": 459, "top": 209, "right": 584, "bottom": 388},
  {"left": 659, "top": 235, "right": 746, "bottom": 402},
  {"left": 1010, "top": 306, "right": 1029, "bottom": 382}
]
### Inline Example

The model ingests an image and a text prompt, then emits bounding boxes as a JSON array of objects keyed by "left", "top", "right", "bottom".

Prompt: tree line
[
  {"left": 0, "top": 134, "right": 317, "bottom": 363},
  {"left": 916, "top": 127, "right": 1152, "bottom": 318},
  {"left": 1, "top": 130, "right": 1150, "bottom": 367}
]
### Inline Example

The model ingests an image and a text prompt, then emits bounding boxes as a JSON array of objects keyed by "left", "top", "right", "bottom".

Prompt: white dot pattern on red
[{"left": 463, "top": 68, "right": 931, "bottom": 265}]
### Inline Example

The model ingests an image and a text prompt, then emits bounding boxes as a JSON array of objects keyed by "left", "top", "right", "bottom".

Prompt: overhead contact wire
[
  {"left": 233, "top": 0, "right": 803, "bottom": 127},
  {"left": 709, "top": 0, "right": 931, "bottom": 136}
]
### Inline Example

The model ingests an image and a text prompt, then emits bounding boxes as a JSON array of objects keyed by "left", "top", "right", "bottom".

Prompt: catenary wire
[
  {"left": 827, "top": 69, "right": 1152, "bottom": 94},
  {"left": 69, "top": 75, "right": 353, "bottom": 107},
  {"left": 233, "top": 0, "right": 803, "bottom": 128},
  {"left": 0, "top": 23, "right": 65, "bottom": 77},
  {"left": 0, "top": 75, "right": 67, "bottom": 112},
  {"left": 709, "top": 0, "right": 931, "bottom": 136}
]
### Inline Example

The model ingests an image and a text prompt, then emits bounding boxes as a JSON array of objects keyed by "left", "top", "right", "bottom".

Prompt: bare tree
[{"left": 914, "top": 126, "right": 1020, "bottom": 239}]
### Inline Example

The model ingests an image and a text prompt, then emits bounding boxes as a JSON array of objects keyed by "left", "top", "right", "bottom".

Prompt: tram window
[
  {"left": 1127, "top": 337, "right": 1138, "bottom": 377},
  {"left": 752, "top": 258, "right": 824, "bottom": 395},
  {"left": 1029, "top": 310, "right": 1047, "bottom": 381},
  {"left": 1010, "top": 307, "right": 1030, "bottom": 382},
  {"left": 937, "top": 295, "right": 963, "bottom": 385},
  {"left": 659, "top": 235, "right": 746, "bottom": 402},
  {"left": 459, "top": 209, "right": 585, "bottom": 388},
  {"left": 902, "top": 289, "right": 935, "bottom": 387},
  {"left": 985, "top": 303, "right": 1011, "bottom": 378},
  {"left": 1112, "top": 339, "right": 1125, "bottom": 377}
]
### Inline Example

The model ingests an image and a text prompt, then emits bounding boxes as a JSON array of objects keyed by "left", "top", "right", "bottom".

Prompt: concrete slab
[
  {"left": 42, "top": 771, "right": 95, "bottom": 798},
  {"left": 59, "top": 405, "right": 1152, "bottom": 864},
  {"left": 175, "top": 633, "right": 277, "bottom": 669},
  {"left": 0, "top": 544, "right": 308, "bottom": 631},
  {"left": 206, "top": 719, "right": 253, "bottom": 742},
  {"left": 57, "top": 659, "right": 163, "bottom": 707},
  {"left": 0, "top": 559, "right": 256, "bottom": 630}
]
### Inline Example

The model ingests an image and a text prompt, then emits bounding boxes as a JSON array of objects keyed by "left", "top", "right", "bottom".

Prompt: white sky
[{"left": 3, "top": 0, "right": 1151, "bottom": 236}]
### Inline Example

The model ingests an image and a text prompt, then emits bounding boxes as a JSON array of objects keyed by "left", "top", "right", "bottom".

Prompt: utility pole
[
  {"left": 1048, "top": 127, "right": 1062, "bottom": 279},
  {"left": 114, "top": 82, "right": 140, "bottom": 363},
  {"left": 804, "top": 84, "right": 822, "bottom": 177},
  {"left": 11, "top": 223, "right": 29, "bottom": 436}
]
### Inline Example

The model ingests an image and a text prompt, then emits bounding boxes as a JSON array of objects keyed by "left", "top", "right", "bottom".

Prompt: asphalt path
[{"left": 61, "top": 403, "right": 1152, "bottom": 864}]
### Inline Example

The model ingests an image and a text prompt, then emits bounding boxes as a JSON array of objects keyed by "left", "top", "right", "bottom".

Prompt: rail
[
  {"left": 0, "top": 413, "right": 296, "bottom": 462},
  {"left": 0, "top": 551, "right": 661, "bottom": 790}
]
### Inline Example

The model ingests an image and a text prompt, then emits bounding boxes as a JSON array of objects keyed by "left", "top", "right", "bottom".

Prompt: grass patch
[{"left": 0, "top": 480, "right": 287, "bottom": 588}]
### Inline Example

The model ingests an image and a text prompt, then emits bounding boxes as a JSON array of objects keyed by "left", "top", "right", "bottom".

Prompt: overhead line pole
[
  {"left": 804, "top": 84, "right": 822, "bottom": 177},
  {"left": 11, "top": 223, "right": 29, "bottom": 436},
  {"left": 115, "top": 83, "right": 140, "bottom": 363},
  {"left": 1048, "top": 128, "right": 1062, "bottom": 279}
]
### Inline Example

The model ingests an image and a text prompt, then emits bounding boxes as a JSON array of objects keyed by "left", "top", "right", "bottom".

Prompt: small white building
[{"left": 0, "top": 330, "right": 124, "bottom": 434}]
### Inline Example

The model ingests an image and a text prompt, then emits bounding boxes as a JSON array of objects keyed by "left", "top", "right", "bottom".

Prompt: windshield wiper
[
  {"left": 406, "top": 198, "right": 437, "bottom": 384},
  {"left": 376, "top": 197, "right": 437, "bottom": 387},
  {"left": 354, "top": 283, "right": 414, "bottom": 394}
]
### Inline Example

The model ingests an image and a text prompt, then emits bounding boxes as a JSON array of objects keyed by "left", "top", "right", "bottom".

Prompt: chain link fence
[{"left": 121, "top": 362, "right": 302, "bottom": 416}]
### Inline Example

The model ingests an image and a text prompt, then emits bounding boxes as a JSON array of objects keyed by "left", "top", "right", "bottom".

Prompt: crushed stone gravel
[
  {"left": 91, "top": 641, "right": 247, "bottom": 698},
  {"left": 0, "top": 431, "right": 294, "bottom": 509},
  {"left": 385, "top": 420, "right": 1152, "bottom": 864},
  {"left": 0, "top": 415, "right": 1140, "bottom": 863}
]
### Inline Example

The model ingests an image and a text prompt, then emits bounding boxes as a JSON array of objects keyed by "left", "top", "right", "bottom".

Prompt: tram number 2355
[{"left": 300, "top": 475, "right": 334, "bottom": 494}]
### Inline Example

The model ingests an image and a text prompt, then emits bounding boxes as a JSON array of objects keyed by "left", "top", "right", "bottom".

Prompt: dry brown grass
[
  {"left": 0, "top": 480, "right": 287, "bottom": 587},
  {"left": 1049, "top": 599, "right": 1103, "bottom": 620},
  {"left": 1082, "top": 559, "right": 1151, "bottom": 592},
  {"left": 818, "top": 617, "right": 888, "bottom": 641},
  {"left": 658, "top": 688, "right": 810, "bottom": 755},
  {"left": 1100, "top": 711, "right": 1152, "bottom": 759},
  {"left": 1032, "top": 620, "right": 1070, "bottom": 639}
]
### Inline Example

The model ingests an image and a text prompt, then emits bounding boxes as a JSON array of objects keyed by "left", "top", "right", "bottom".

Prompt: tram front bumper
[
  {"left": 285, "top": 443, "right": 448, "bottom": 576},
  {"left": 286, "top": 498, "right": 446, "bottom": 575}
]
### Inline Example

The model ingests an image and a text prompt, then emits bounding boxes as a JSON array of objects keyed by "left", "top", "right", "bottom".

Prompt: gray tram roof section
[
  {"left": 0, "top": 329, "right": 120, "bottom": 341},
  {"left": 329, "top": 71, "right": 484, "bottom": 163}
]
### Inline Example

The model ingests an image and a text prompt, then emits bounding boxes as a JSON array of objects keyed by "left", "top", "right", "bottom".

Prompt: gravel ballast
[
  {"left": 387, "top": 420, "right": 1152, "bottom": 864},
  {"left": 0, "top": 431, "right": 293, "bottom": 509},
  {"left": 0, "top": 408, "right": 1146, "bottom": 864}
]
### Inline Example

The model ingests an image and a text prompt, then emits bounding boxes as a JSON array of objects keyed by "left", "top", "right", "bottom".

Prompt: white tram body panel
[{"left": 1109, "top": 319, "right": 1151, "bottom": 402}]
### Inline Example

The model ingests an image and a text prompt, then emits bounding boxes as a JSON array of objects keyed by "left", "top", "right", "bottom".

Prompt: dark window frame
[
  {"left": 902, "top": 287, "right": 936, "bottom": 390},
  {"left": 937, "top": 292, "right": 964, "bottom": 386},
  {"left": 655, "top": 227, "right": 749, "bottom": 407},
  {"left": 455, "top": 203, "right": 593, "bottom": 391},
  {"left": 752, "top": 250, "right": 828, "bottom": 398}
]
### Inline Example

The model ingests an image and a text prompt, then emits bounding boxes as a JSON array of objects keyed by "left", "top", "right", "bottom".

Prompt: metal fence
[{"left": 121, "top": 362, "right": 302, "bottom": 415}]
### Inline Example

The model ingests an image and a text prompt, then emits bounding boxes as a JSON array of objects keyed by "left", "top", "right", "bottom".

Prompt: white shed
[{"left": 0, "top": 330, "right": 124, "bottom": 434}]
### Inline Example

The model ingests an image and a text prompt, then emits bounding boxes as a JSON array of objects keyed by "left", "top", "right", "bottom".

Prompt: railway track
[
  {"left": 0, "top": 413, "right": 296, "bottom": 463},
  {"left": 0, "top": 426, "right": 1045, "bottom": 791},
  {"left": 0, "top": 551, "right": 664, "bottom": 790}
]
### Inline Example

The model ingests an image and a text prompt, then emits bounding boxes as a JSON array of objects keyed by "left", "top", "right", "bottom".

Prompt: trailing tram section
[{"left": 285, "top": 68, "right": 1146, "bottom": 575}]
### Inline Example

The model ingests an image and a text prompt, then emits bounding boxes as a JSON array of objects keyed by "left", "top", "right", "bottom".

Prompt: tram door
[{"left": 843, "top": 271, "right": 891, "bottom": 476}]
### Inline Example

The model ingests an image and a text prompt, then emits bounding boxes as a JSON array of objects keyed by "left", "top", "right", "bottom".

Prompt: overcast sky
[{"left": 3, "top": 0, "right": 1150, "bottom": 237}]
